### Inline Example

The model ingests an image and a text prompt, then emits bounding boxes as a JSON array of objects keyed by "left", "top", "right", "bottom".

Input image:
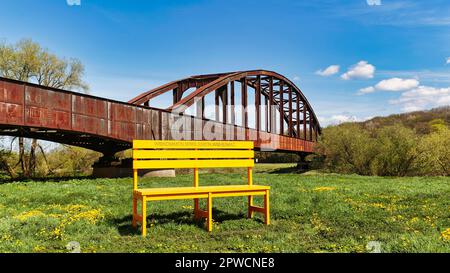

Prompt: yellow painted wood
[
  {"left": 133, "top": 140, "right": 253, "bottom": 149},
  {"left": 130, "top": 140, "right": 270, "bottom": 234},
  {"left": 211, "top": 191, "right": 266, "bottom": 198},
  {"left": 133, "top": 159, "right": 254, "bottom": 169},
  {"left": 194, "top": 168, "right": 199, "bottom": 187},
  {"left": 147, "top": 194, "right": 209, "bottom": 201},
  {"left": 133, "top": 150, "right": 254, "bottom": 159},
  {"left": 265, "top": 190, "right": 270, "bottom": 225},
  {"left": 142, "top": 196, "right": 147, "bottom": 237},
  {"left": 248, "top": 167, "right": 253, "bottom": 185},
  {"left": 207, "top": 193, "right": 212, "bottom": 232},
  {"left": 135, "top": 191, "right": 266, "bottom": 200},
  {"left": 248, "top": 196, "right": 254, "bottom": 218},
  {"left": 134, "top": 185, "right": 270, "bottom": 196},
  {"left": 133, "top": 169, "right": 138, "bottom": 190}
]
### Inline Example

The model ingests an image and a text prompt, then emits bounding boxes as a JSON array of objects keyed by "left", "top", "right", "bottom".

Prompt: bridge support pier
[
  {"left": 92, "top": 152, "right": 175, "bottom": 178},
  {"left": 296, "top": 152, "right": 310, "bottom": 171}
]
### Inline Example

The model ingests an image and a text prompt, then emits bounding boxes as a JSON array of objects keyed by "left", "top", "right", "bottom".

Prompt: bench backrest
[
  {"left": 132, "top": 140, "right": 255, "bottom": 190},
  {"left": 133, "top": 140, "right": 254, "bottom": 169}
]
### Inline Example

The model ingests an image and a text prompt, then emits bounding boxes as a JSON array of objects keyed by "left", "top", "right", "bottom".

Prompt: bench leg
[
  {"left": 264, "top": 190, "right": 270, "bottom": 225},
  {"left": 247, "top": 196, "right": 254, "bottom": 219},
  {"left": 193, "top": 198, "right": 200, "bottom": 220},
  {"left": 207, "top": 193, "right": 213, "bottom": 232},
  {"left": 132, "top": 195, "right": 137, "bottom": 228},
  {"left": 142, "top": 196, "right": 147, "bottom": 237}
]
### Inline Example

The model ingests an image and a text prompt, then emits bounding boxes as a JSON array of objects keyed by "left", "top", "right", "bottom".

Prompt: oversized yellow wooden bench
[{"left": 131, "top": 140, "right": 270, "bottom": 237}]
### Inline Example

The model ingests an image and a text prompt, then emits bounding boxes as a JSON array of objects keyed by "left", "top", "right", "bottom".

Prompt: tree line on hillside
[{"left": 313, "top": 119, "right": 449, "bottom": 176}]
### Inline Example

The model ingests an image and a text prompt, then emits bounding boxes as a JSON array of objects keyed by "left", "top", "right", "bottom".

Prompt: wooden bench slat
[
  {"left": 133, "top": 140, "right": 253, "bottom": 149},
  {"left": 133, "top": 150, "right": 254, "bottom": 159},
  {"left": 133, "top": 159, "right": 254, "bottom": 169},
  {"left": 135, "top": 185, "right": 270, "bottom": 196}
]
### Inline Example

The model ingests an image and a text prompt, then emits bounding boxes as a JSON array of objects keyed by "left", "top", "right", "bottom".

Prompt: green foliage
[
  {"left": 316, "top": 122, "right": 449, "bottom": 176},
  {"left": 417, "top": 127, "right": 450, "bottom": 176},
  {"left": 373, "top": 125, "right": 420, "bottom": 176},
  {"left": 315, "top": 124, "right": 377, "bottom": 175},
  {"left": 0, "top": 165, "right": 449, "bottom": 253},
  {"left": 0, "top": 39, "right": 90, "bottom": 178},
  {"left": 0, "top": 39, "right": 88, "bottom": 91},
  {"left": 44, "top": 146, "right": 101, "bottom": 176},
  {"left": 362, "top": 106, "right": 449, "bottom": 135}
]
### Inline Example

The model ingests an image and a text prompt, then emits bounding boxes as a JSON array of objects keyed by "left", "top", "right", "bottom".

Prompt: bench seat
[{"left": 134, "top": 185, "right": 270, "bottom": 200}]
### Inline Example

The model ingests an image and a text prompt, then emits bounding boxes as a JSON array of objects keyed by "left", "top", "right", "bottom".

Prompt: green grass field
[{"left": 0, "top": 164, "right": 449, "bottom": 253}]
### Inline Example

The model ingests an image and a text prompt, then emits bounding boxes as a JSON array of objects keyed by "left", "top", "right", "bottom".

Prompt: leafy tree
[
  {"left": 372, "top": 124, "right": 420, "bottom": 176},
  {"left": 315, "top": 123, "right": 377, "bottom": 175},
  {"left": 417, "top": 126, "right": 450, "bottom": 176},
  {"left": 0, "top": 39, "right": 88, "bottom": 178},
  {"left": 45, "top": 146, "right": 101, "bottom": 176}
]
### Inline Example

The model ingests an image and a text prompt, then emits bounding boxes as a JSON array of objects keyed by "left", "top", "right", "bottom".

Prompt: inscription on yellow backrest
[{"left": 133, "top": 140, "right": 253, "bottom": 149}]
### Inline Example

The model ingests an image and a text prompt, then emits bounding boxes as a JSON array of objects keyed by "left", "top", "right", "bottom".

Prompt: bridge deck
[{"left": 0, "top": 77, "right": 315, "bottom": 155}]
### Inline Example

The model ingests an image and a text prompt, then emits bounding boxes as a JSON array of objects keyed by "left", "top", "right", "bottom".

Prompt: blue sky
[{"left": 1, "top": 0, "right": 449, "bottom": 126}]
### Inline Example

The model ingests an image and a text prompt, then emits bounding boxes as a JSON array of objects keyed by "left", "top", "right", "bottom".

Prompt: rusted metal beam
[
  {"left": 279, "top": 80, "right": 284, "bottom": 135},
  {"left": 296, "top": 94, "right": 300, "bottom": 138},
  {"left": 255, "top": 75, "right": 261, "bottom": 132},
  {"left": 303, "top": 104, "right": 307, "bottom": 140},
  {"left": 215, "top": 89, "right": 220, "bottom": 122},
  {"left": 0, "top": 73, "right": 321, "bottom": 156},
  {"left": 309, "top": 110, "right": 313, "bottom": 141},
  {"left": 265, "top": 95, "right": 268, "bottom": 132},
  {"left": 269, "top": 76, "right": 274, "bottom": 133},
  {"left": 288, "top": 86, "right": 293, "bottom": 137},
  {"left": 221, "top": 85, "right": 228, "bottom": 124},
  {"left": 241, "top": 77, "right": 248, "bottom": 128},
  {"left": 230, "top": 81, "right": 235, "bottom": 125}
]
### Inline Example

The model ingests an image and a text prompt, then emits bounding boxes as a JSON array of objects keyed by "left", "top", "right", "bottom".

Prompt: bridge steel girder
[
  {"left": 0, "top": 70, "right": 319, "bottom": 155},
  {"left": 149, "top": 70, "right": 322, "bottom": 140}
]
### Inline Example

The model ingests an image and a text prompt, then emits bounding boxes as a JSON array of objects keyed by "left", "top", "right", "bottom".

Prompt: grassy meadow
[{"left": 0, "top": 164, "right": 449, "bottom": 253}]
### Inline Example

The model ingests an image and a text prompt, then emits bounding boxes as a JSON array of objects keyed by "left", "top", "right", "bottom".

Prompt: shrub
[
  {"left": 372, "top": 124, "right": 420, "bottom": 176},
  {"left": 315, "top": 123, "right": 377, "bottom": 175},
  {"left": 416, "top": 126, "right": 450, "bottom": 176}
]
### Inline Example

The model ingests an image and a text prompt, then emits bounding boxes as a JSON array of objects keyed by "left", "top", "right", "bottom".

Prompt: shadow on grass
[
  {"left": 112, "top": 209, "right": 256, "bottom": 236},
  {"left": 262, "top": 165, "right": 310, "bottom": 174}
]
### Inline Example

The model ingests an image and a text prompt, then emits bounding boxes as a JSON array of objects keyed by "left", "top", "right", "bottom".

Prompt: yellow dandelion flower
[
  {"left": 441, "top": 228, "right": 450, "bottom": 241},
  {"left": 313, "top": 186, "right": 336, "bottom": 192},
  {"left": 14, "top": 210, "right": 45, "bottom": 221}
]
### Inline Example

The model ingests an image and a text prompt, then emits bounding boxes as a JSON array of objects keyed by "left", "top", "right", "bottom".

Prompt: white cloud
[
  {"left": 390, "top": 85, "right": 450, "bottom": 112},
  {"left": 375, "top": 77, "right": 419, "bottom": 91},
  {"left": 316, "top": 65, "right": 340, "bottom": 76},
  {"left": 293, "top": 76, "right": 300, "bottom": 82},
  {"left": 366, "top": 0, "right": 381, "bottom": 6},
  {"left": 319, "top": 114, "right": 375, "bottom": 126},
  {"left": 319, "top": 114, "right": 358, "bottom": 126},
  {"left": 357, "top": 77, "right": 419, "bottom": 95},
  {"left": 341, "top": 61, "right": 375, "bottom": 80},
  {"left": 357, "top": 86, "right": 376, "bottom": 95},
  {"left": 446, "top": 57, "right": 450, "bottom": 64}
]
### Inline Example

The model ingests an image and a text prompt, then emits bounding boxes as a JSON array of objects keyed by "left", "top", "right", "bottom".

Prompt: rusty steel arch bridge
[{"left": 0, "top": 70, "right": 321, "bottom": 159}]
